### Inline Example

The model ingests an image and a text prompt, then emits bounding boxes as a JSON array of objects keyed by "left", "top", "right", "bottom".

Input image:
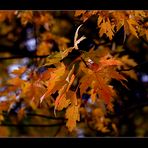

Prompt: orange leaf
[
  {"left": 74, "top": 10, "right": 86, "bottom": 17},
  {"left": 40, "top": 63, "right": 66, "bottom": 103},
  {"left": 127, "top": 19, "right": 138, "bottom": 38},
  {"left": 66, "top": 90, "right": 77, "bottom": 106},
  {"left": 97, "top": 15, "right": 103, "bottom": 26},
  {"left": 7, "top": 77, "right": 24, "bottom": 86},
  {"left": 12, "top": 66, "right": 26, "bottom": 76},
  {"left": 65, "top": 105, "right": 80, "bottom": 132},
  {"left": 54, "top": 84, "right": 70, "bottom": 112}
]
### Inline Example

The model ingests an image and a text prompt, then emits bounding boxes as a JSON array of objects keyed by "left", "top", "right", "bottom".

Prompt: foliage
[{"left": 0, "top": 10, "right": 147, "bottom": 137}]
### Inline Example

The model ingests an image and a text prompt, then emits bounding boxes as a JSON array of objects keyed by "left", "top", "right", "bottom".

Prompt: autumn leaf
[
  {"left": 54, "top": 84, "right": 70, "bottom": 112},
  {"left": 45, "top": 47, "right": 74, "bottom": 66},
  {"left": 54, "top": 66, "right": 76, "bottom": 115},
  {"left": 127, "top": 19, "right": 139, "bottom": 38},
  {"left": 11, "top": 66, "right": 26, "bottom": 76},
  {"left": 90, "top": 87, "right": 97, "bottom": 103},
  {"left": 74, "top": 10, "right": 86, "bottom": 17},
  {"left": 66, "top": 90, "right": 77, "bottom": 106},
  {"left": 17, "top": 11, "right": 33, "bottom": 25},
  {"left": 119, "top": 55, "right": 138, "bottom": 80},
  {"left": 65, "top": 105, "right": 80, "bottom": 132},
  {"left": 36, "top": 41, "right": 53, "bottom": 56},
  {"left": 97, "top": 15, "right": 103, "bottom": 26},
  {"left": 7, "top": 77, "right": 24, "bottom": 86},
  {"left": 120, "top": 55, "right": 137, "bottom": 67},
  {"left": 79, "top": 52, "right": 126, "bottom": 108},
  {"left": 40, "top": 63, "right": 66, "bottom": 103}
]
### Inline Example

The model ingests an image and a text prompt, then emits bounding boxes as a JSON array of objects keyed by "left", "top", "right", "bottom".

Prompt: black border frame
[
  {"left": 0, "top": 0, "right": 148, "bottom": 9},
  {"left": 0, "top": 0, "right": 147, "bottom": 146}
]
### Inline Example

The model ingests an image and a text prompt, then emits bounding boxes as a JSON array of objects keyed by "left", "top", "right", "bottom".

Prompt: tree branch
[
  {"left": 0, "top": 55, "right": 49, "bottom": 60},
  {"left": 0, "top": 123, "right": 65, "bottom": 127},
  {"left": 81, "top": 57, "right": 89, "bottom": 68},
  {"left": 1, "top": 112, "right": 65, "bottom": 121},
  {"left": 26, "top": 113, "right": 65, "bottom": 120}
]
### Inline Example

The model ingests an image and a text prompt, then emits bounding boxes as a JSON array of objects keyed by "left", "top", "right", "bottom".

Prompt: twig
[
  {"left": 1, "top": 112, "right": 65, "bottom": 121},
  {"left": 0, "top": 55, "right": 49, "bottom": 60},
  {"left": 81, "top": 57, "right": 89, "bottom": 68},
  {"left": 54, "top": 125, "right": 63, "bottom": 137},
  {"left": 26, "top": 113, "right": 65, "bottom": 120},
  {"left": 0, "top": 123, "right": 65, "bottom": 127}
]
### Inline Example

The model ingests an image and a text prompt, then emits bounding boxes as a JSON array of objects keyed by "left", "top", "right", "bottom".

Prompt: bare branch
[
  {"left": 1, "top": 112, "right": 65, "bottom": 121},
  {"left": 0, "top": 55, "right": 49, "bottom": 60},
  {"left": 26, "top": 113, "right": 65, "bottom": 120},
  {"left": 0, "top": 123, "right": 65, "bottom": 127}
]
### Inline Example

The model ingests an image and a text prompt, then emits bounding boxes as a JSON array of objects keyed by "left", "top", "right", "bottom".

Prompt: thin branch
[
  {"left": 81, "top": 57, "right": 89, "bottom": 68},
  {"left": 54, "top": 124, "right": 63, "bottom": 137},
  {"left": 0, "top": 55, "right": 49, "bottom": 60},
  {"left": 1, "top": 112, "right": 65, "bottom": 121},
  {"left": 26, "top": 113, "right": 65, "bottom": 120},
  {"left": 0, "top": 123, "right": 65, "bottom": 127}
]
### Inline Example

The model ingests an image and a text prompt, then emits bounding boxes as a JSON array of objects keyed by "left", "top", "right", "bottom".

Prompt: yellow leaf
[
  {"left": 74, "top": 10, "right": 86, "bottom": 17},
  {"left": 112, "top": 123, "right": 118, "bottom": 134},
  {"left": 21, "top": 82, "right": 31, "bottom": 94},
  {"left": 66, "top": 90, "right": 77, "bottom": 106},
  {"left": 37, "top": 41, "right": 52, "bottom": 56},
  {"left": 97, "top": 15, "right": 103, "bottom": 26},
  {"left": 45, "top": 47, "right": 74, "bottom": 66},
  {"left": 66, "top": 65, "right": 75, "bottom": 83},
  {"left": 122, "top": 70, "right": 138, "bottom": 80},
  {"left": 99, "top": 55, "right": 122, "bottom": 68},
  {"left": 99, "top": 19, "right": 114, "bottom": 40},
  {"left": 99, "top": 19, "right": 106, "bottom": 37},
  {"left": 45, "top": 52, "right": 62, "bottom": 66},
  {"left": 54, "top": 84, "right": 70, "bottom": 111},
  {"left": 11, "top": 66, "right": 26, "bottom": 76},
  {"left": 66, "top": 74, "right": 75, "bottom": 92},
  {"left": 61, "top": 47, "right": 74, "bottom": 59},
  {"left": 40, "top": 63, "right": 66, "bottom": 103},
  {"left": 90, "top": 88, "right": 96, "bottom": 103},
  {"left": 65, "top": 105, "right": 80, "bottom": 132},
  {"left": 120, "top": 55, "right": 137, "bottom": 67},
  {"left": 92, "top": 108, "right": 104, "bottom": 117},
  {"left": 127, "top": 19, "right": 138, "bottom": 38},
  {"left": 7, "top": 77, "right": 24, "bottom": 86}
]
